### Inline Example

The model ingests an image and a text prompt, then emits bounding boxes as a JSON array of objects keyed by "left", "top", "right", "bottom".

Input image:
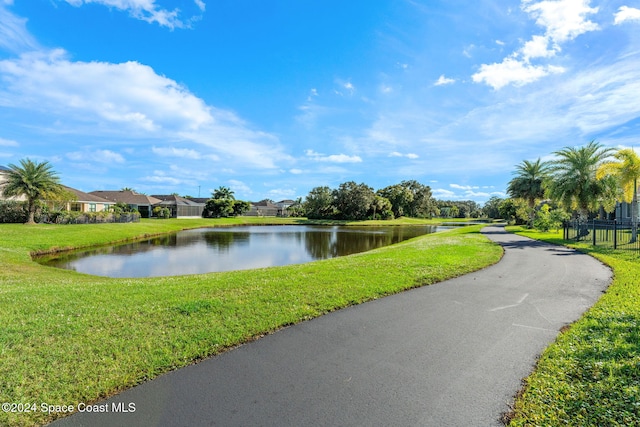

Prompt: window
[
  {"left": 89, "top": 203, "right": 96, "bottom": 212},
  {"left": 70, "top": 203, "right": 82, "bottom": 212}
]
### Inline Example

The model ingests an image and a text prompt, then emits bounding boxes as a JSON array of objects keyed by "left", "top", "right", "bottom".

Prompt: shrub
[
  {"left": 0, "top": 200, "right": 27, "bottom": 223},
  {"left": 153, "top": 206, "right": 171, "bottom": 219},
  {"left": 534, "top": 204, "right": 570, "bottom": 232}
]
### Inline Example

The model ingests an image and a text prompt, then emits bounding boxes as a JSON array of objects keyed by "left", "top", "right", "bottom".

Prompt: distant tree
[
  {"left": 212, "top": 186, "right": 235, "bottom": 200},
  {"left": 286, "top": 197, "right": 306, "bottom": 217},
  {"left": 401, "top": 180, "right": 436, "bottom": 218},
  {"left": 304, "top": 186, "right": 335, "bottom": 219},
  {"left": 332, "top": 181, "right": 375, "bottom": 220},
  {"left": 547, "top": 141, "right": 615, "bottom": 221},
  {"left": 482, "top": 196, "right": 503, "bottom": 219},
  {"left": 232, "top": 200, "right": 251, "bottom": 216},
  {"left": 435, "top": 200, "right": 479, "bottom": 218},
  {"left": 121, "top": 187, "right": 134, "bottom": 192},
  {"left": 378, "top": 184, "right": 413, "bottom": 217},
  {"left": 498, "top": 198, "right": 528, "bottom": 225},
  {"left": 204, "top": 198, "right": 235, "bottom": 218},
  {"left": 1, "top": 159, "right": 65, "bottom": 224},
  {"left": 507, "top": 158, "right": 549, "bottom": 228},
  {"left": 377, "top": 181, "right": 435, "bottom": 218},
  {"left": 369, "top": 195, "right": 394, "bottom": 220}
]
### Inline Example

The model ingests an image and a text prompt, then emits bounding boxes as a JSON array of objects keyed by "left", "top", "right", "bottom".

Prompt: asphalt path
[{"left": 51, "top": 225, "right": 612, "bottom": 427}]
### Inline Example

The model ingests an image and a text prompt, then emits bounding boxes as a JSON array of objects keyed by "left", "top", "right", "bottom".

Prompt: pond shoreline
[{"left": 37, "top": 224, "right": 444, "bottom": 278}]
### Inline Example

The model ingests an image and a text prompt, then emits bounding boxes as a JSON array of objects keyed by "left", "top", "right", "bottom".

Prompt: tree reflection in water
[{"left": 37, "top": 225, "right": 438, "bottom": 278}]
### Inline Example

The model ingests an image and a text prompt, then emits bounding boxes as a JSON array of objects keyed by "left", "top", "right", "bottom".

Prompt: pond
[{"left": 36, "top": 225, "right": 445, "bottom": 278}]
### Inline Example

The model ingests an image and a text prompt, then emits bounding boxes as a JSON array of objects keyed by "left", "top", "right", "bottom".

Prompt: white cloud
[
  {"left": 434, "top": 75, "right": 455, "bottom": 86},
  {"left": 152, "top": 146, "right": 201, "bottom": 159},
  {"left": 450, "top": 184, "right": 479, "bottom": 190},
  {"left": 0, "top": 49, "right": 287, "bottom": 169},
  {"left": 472, "top": 57, "right": 564, "bottom": 90},
  {"left": 389, "top": 151, "right": 419, "bottom": 159},
  {"left": 141, "top": 171, "right": 191, "bottom": 186},
  {"left": 0, "top": 137, "right": 18, "bottom": 146},
  {"left": 289, "top": 168, "right": 304, "bottom": 174},
  {"left": 334, "top": 79, "right": 355, "bottom": 96},
  {"left": 522, "top": 0, "right": 599, "bottom": 43},
  {"left": 305, "top": 149, "right": 362, "bottom": 163},
  {"left": 228, "top": 179, "right": 251, "bottom": 195},
  {"left": 432, "top": 189, "right": 456, "bottom": 198},
  {"left": 473, "top": 0, "right": 598, "bottom": 89},
  {"left": 194, "top": 0, "right": 206, "bottom": 12},
  {"left": 67, "top": 149, "right": 125, "bottom": 163},
  {"left": 267, "top": 188, "right": 296, "bottom": 199},
  {"left": 60, "top": 0, "right": 205, "bottom": 29},
  {"left": 0, "top": 50, "right": 212, "bottom": 131},
  {"left": 614, "top": 6, "right": 640, "bottom": 25},
  {"left": 520, "top": 35, "right": 556, "bottom": 61},
  {"left": 463, "top": 44, "right": 476, "bottom": 58},
  {"left": 0, "top": 6, "right": 40, "bottom": 53}
]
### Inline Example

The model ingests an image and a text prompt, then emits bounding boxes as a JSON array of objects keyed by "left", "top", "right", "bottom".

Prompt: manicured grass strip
[
  {"left": 0, "top": 220, "right": 500, "bottom": 427},
  {"left": 506, "top": 227, "right": 640, "bottom": 427}
]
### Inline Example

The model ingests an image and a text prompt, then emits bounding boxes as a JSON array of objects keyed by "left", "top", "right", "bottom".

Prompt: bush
[
  {"left": 153, "top": 206, "right": 171, "bottom": 219},
  {"left": 534, "top": 204, "right": 570, "bottom": 232},
  {"left": 0, "top": 201, "right": 27, "bottom": 223}
]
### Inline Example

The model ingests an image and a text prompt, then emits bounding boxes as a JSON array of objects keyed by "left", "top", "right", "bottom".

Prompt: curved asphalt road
[{"left": 51, "top": 225, "right": 611, "bottom": 427}]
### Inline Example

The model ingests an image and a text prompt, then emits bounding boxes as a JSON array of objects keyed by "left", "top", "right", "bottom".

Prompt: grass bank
[
  {"left": 506, "top": 227, "right": 640, "bottom": 426},
  {"left": 0, "top": 219, "right": 500, "bottom": 426}
]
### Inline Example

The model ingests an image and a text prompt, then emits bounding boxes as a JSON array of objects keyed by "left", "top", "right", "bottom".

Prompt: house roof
[
  {"left": 252, "top": 200, "right": 279, "bottom": 208},
  {"left": 151, "top": 195, "right": 205, "bottom": 206},
  {"left": 63, "top": 186, "right": 114, "bottom": 204},
  {"left": 89, "top": 190, "right": 162, "bottom": 206},
  {"left": 185, "top": 197, "right": 209, "bottom": 204}
]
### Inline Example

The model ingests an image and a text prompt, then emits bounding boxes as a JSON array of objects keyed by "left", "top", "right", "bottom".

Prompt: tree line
[
  {"left": 489, "top": 141, "right": 639, "bottom": 240},
  {"left": 302, "top": 180, "right": 437, "bottom": 220}
]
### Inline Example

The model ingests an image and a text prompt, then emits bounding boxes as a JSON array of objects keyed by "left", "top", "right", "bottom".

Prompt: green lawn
[
  {"left": 0, "top": 218, "right": 501, "bottom": 426},
  {"left": 507, "top": 227, "right": 640, "bottom": 427}
]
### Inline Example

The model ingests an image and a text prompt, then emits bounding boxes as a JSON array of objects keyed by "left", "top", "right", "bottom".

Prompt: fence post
[
  {"left": 613, "top": 220, "right": 617, "bottom": 249},
  {"left": 592, "top": 220, "right": 596, "bottom": 246}
]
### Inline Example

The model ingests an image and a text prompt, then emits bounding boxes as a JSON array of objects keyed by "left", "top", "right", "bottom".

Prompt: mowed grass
[
  {"left": 507, "top": 227, "right": 640, "bottom": 427},
  {"left": 0, "top": 219, "right": 501, "bottom": 426}
]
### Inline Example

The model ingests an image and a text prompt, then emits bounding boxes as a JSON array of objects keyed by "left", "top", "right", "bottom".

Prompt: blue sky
[{"left": 1, "top": 0, "right": 640, "bottom": 203}]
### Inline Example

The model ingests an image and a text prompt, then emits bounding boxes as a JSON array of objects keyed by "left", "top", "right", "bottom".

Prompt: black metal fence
[{"left": 564, "top": 219, "right": 640, "bottom": 253}]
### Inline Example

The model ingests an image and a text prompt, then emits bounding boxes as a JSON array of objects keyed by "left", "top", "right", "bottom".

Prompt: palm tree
[
  {"left": 546, "top": 141, "right": 615, "bottom": 222},
  {"left": 1, "top": 159, "right": 65, "bottom": 224},
  {"left": 597, "top": 148, "right": 640, "bottom": 242},
  {"left": 506, "top": 158, "right": 549, "bottom": 228},
  {"left": 212, "top": 186, "right": 234, "bottom": 200}
]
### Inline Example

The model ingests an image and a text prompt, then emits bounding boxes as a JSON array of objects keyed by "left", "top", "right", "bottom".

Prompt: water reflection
[{"left": 37, "top": 225, "right": 440, "bottom": 278}]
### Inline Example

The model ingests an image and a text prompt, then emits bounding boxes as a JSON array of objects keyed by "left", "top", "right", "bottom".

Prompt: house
[
  {"left": 151, "top": 195, "right": 205, "bottom": 218},
  {"left": 89, "top": 190, "right": 161, "bottom": 218},
  {"left": 615, "top": 201, "right": 640, "bottom": 223},
  {"left": 244, "top": 199, "right": 295, "bottom": 217},
  {"left": 245, "top": 200, "right": 280, "bottom": 217},
  {"left": 56, "top": 185, "right": 114, "bottom": 213},
  {"left": 274, "top": 199, "right": 296, "bottom": 217}
]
